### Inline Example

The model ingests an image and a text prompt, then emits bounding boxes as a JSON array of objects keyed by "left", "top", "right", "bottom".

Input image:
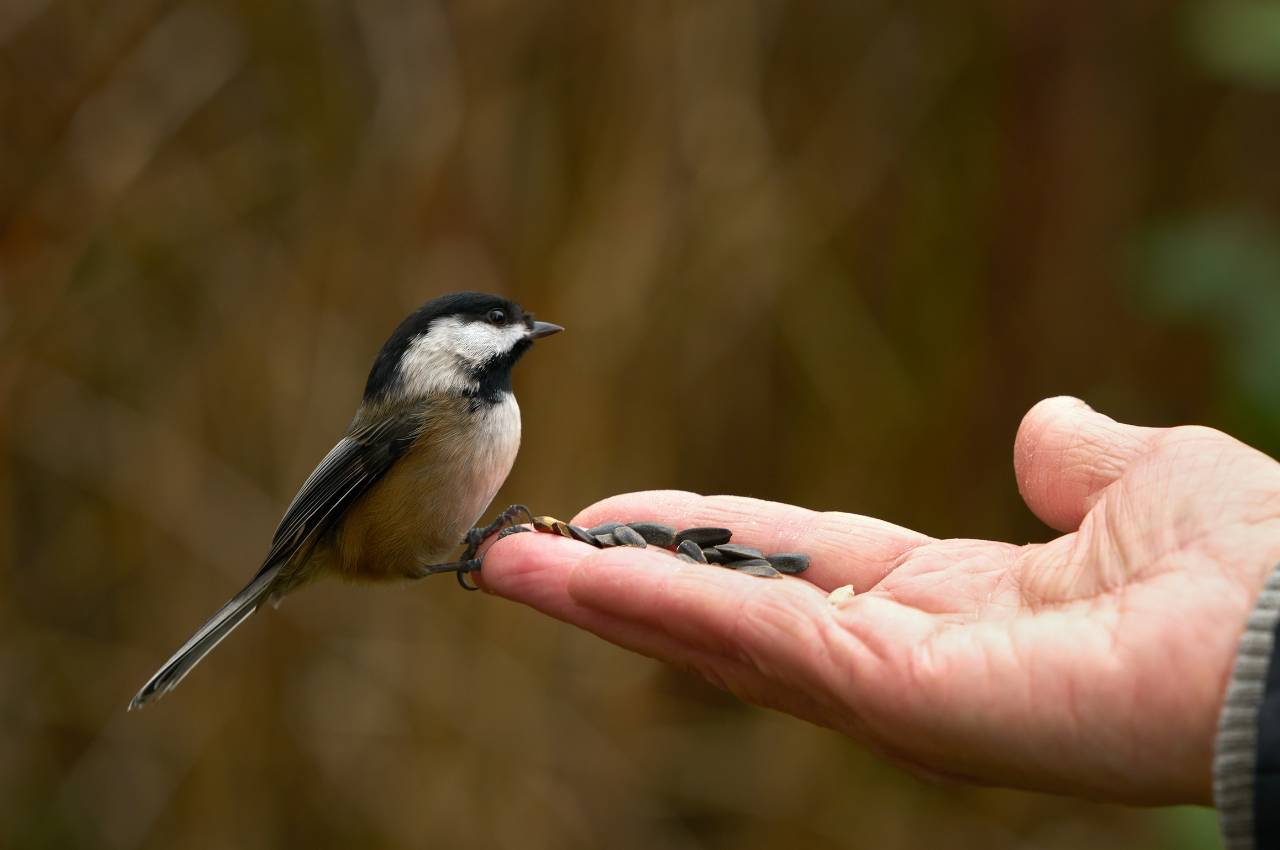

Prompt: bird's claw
[
  {"left": 460, "top": 504, "right": 534, "bottom": 560},
  {"left": 455, "top": 562, "right": 481, "bottom": 591}
]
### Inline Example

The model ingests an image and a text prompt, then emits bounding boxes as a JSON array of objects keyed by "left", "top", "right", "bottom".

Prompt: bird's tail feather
[{"left": 128, "top": 566, "right": 279, "bottom": 710}]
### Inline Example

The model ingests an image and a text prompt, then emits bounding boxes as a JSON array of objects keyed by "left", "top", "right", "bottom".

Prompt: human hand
[{"left": 480, "top": 397, "right": 1280, "bottom": 805}]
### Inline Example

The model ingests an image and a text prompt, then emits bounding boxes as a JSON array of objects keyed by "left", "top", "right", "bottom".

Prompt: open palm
[{"left": 481, "top": 397, "right": 1280, "bottom": 804}]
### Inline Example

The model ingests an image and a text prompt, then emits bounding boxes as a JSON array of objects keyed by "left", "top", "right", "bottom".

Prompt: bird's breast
[
  {"left": 458, "top": 393, "right": 523, "bottom": 520},
  {"left": 332, "top": 393, "right": 522, "bottom": 580}
]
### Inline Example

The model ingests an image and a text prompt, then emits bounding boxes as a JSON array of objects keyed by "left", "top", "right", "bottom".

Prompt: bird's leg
[{"left": 460, "top": 504, "right": 534, "bottom": 560}]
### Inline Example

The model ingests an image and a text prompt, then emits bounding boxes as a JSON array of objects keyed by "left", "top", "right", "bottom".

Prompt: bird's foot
[
  {"left": 460, "top": 504, "right": 534, "bottom": 560},
  {"left": 428, "top": 505, "right": 535, "bottom": 591}
]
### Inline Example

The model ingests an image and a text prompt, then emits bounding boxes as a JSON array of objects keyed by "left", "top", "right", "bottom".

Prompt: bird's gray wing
[{"left": 253, "top": 408, "right": 424, "bottom": 578}]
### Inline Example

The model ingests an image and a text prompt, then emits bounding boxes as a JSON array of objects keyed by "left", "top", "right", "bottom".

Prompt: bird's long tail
[{"left": 128, "top": 565, "right": 280, "bottom": 710}]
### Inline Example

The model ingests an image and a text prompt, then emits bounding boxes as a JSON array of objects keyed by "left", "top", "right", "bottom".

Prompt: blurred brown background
[{"left": 3, "top": 1, "right": 1279, "bottom": 848}]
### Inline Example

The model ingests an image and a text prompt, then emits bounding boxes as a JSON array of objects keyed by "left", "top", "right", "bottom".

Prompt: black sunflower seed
[
  {"left": 736, "top": 562, "right": 782, "bottom": 578},
  {"left": 675, "top": 527, "right": 732, "bottom": 548},
  {"left": 702, "top": 547, "right": 725, "bottom": 564},
  {"left": 595, "top": 533, "right": 617, "bottom": 547},
  {"left": 766, "top": 553, "right": 810, "bottom": 574},
  {"left": 676, "top": 540, "right": 708, "bottom": 563},
  {"left": 727, "top": 557, "right": 771, "bottom": 569},
  {"left": 569, "top": 524, "right": 602, "bottom": 547},
  {"left": 676, "top": 553, "right": 698, "bottom": 564},
  {"left": 714, "top": 544, "right": 765, "bottom": 562},
  {"left": 612, "top": 525, "right": 648, "bottom": 548},
  {"left": 588, "top": 522, "right": 622, "bottom": 537},
  {"left": 626, "top": 522, "right": 677, "bottom": 548}
]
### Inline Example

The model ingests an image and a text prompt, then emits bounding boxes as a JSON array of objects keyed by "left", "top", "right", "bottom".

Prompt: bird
[{"left": 129, "top": 291, "right": 562, "bottom": 709}]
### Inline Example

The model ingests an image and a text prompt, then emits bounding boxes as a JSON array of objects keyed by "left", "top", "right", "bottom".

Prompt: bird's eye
[{"left": 487, "top": 308, "right": 506, "bottom": 325}]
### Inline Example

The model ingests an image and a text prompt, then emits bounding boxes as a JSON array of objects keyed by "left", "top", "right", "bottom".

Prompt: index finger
[{"left": 574, "top": 490, "right": 932, "bottom": 592}]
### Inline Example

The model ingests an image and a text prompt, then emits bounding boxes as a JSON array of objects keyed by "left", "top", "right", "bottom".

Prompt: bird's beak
[{"left": 528, "top": 321, "right": 563, "bottom": 339}]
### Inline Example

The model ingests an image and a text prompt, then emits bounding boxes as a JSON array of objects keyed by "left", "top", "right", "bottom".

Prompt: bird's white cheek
[
  {"left": 398, "top": 319, "right": 527, "bottom": 396},
  {"left": 455, "top": 322, "right": 526, "bottom": 364},
  {"left": 400, "top": 334, "right": 471, "bottom": 395}
]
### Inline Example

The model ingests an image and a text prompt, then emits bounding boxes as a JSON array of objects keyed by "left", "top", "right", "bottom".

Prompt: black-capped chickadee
[{"left": 129, "top": 292, "right": 561, "bottom": 709}]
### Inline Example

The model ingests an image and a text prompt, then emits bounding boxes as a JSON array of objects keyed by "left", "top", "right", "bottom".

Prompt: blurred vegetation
[{"left": 2, "top": 1, "right": 1278, "bottom": 848}]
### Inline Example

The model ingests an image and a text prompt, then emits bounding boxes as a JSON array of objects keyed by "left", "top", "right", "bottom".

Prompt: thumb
[{"left": 1014, "top": 396, "right": 1162, "bottom": 532}]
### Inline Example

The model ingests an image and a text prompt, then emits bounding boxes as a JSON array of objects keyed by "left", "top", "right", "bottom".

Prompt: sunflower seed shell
[
  {"left": 612, "top": 525, "right": 648, "bottom": 548},
  {"left": 569, "top": 524, "right": 602, "bottom": 546},
  {"left": 533, "top": 516, "right": 572, "bottom": 537},
  {"left": 676, "top": 540, "right": 708, "bottom": 563},
  {"left": 675, "top": 527, "right": 732, "bottom": 548},
  {"left": 714, "top": 544, "right": 766, "bottom": 562},
  {"left": 626, "top": 522, "right": 677, "bottom": 548},
  {"left": 767, "top": 553, "right": 810, "bottom": 574},
  {"left": 736, "top": 562, "right": 782, "bottom": 578}
]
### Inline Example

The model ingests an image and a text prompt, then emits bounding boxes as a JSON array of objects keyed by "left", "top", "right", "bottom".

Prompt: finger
[
  {"left": 1014, "top": 397, "right": 1162, "bottom": 532},
  {"left": 480, "top": 530, "right": 846, "bottom": 693},
  {"left": 478, "top": 533, "right": 777, "bottom": 691},
  {"left": 572, "top": 490, "right": 932, "bottom": 592}
]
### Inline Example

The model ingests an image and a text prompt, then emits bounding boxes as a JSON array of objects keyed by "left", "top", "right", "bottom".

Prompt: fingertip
[
  {"left": 477, "top": 530, "right": 681, "bottom": 606},
  {"left": 1015, "top": 397, "right": 1089, "bottom": 485},
  {"left": 475, "top": 531, "right": 588, "bottom": 599},
  {"left": 1014, "top": 397, "right": 1100, "bottom": 531},
  {"left": 1016, "top": 397, "right": 1093, "bottom": 455},
  {"left": 1013, "top": 396, "right": 1155, "bottom": 532},
  {"left": 480, "top": 531, "right": 697, "bottom": 633}
]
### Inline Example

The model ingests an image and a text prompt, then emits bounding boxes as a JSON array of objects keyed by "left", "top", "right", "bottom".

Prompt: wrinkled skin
[{"left": 481, "top": 397, "right": 1280, "bottom": 805}]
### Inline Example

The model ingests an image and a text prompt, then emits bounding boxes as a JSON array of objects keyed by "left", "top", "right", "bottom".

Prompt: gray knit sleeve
[{"left": 1215, "top": 565, "right": 1280, "bottom": 850}]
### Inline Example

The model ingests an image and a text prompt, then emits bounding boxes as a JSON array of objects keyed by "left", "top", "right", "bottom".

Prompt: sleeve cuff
[{"left": 1215, "top": 563, "right": 1280, "bottom": 850}]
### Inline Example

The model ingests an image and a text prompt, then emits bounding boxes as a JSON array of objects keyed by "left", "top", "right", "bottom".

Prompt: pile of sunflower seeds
[{"left": 520, "top": 517, "right": 810, "bottom": 579}]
